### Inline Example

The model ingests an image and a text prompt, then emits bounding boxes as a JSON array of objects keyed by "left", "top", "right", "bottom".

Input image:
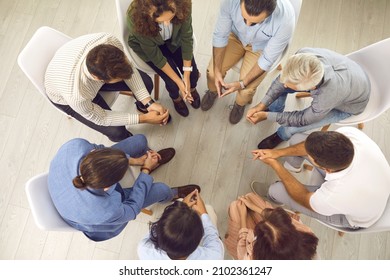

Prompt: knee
[
  {"left": 268, "top": 181, "right": 286, "bottom": 200},
  {"left": 131, "top": 134, "right": 148, "bottom": 147},
  {"left": 108, "top": 128, "right": 131, "bottom": 142}
]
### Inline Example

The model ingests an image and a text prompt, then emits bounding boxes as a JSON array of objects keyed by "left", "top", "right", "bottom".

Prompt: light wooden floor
[{"left": 1, "top": 0, "right": 390, "bottom": 260}]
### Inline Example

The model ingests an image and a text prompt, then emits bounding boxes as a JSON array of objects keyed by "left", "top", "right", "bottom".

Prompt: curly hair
[{"left": 128, "top": 0, "right": 191, "bottom": 37}]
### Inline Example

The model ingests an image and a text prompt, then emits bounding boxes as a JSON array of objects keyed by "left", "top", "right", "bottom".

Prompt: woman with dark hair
[
  {"left": 138, "top": 190, "right": 224, "bottom": 259},
  {"left": 127, "top": 0, "right": 200, "bottom": 117},
  {"left": 48, "top": 135, "right": 200, "bottom": 241},
  {"left": 225, "top": 192, "right": 318, "bottom": 260}
]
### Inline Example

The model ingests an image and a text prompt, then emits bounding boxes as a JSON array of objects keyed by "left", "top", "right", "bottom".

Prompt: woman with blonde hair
[{"left": 127, "top": 0, "right": 200, "bottom": 118}]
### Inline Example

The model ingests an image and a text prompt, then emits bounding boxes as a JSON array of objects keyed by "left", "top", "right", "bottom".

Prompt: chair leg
[
  {"left": 303, "top": 163, "right": 313, "bottom": 171},
  {"left": 154, "top": 74, "right": 160, "bottom": 100},
  {"left": 358, "top": 123, "right": 364, "bottom": 130},
  {"left": 295, "top": 92, "right": 312, "bottom": 98},
  {"left": 338, "top": 231, "right": 345, "bottom": 237},
  {"left": 141, "top": 208, "right": 153, "bottom": 216},
  {"left": 119, "top": 91, "right": 133, "bottom": 97},
  {"left": 321, "top": 124, "right": 331, "bottom": 131},
  {"left": 277, "top": 64, "right": 283, "bottom": 71}
]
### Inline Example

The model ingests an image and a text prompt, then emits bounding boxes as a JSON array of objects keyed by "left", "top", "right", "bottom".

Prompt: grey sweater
[{"left": 262, "top": 48, "right": 370, "bottom": 127}]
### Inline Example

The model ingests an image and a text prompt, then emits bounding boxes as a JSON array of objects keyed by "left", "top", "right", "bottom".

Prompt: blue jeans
[
  {"left": 111, "top": 135, "right": 175, "bottom": 205},
  {"left": 268, "top": 90, "right": 352, "bottom": 140}
]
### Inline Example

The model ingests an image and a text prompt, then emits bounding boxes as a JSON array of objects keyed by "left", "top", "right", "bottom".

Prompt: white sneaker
[
  {"left": 250, "top": 181, "right": 270, "bottom": 197},
  {"left": 250, "top": 181, "right": 284, "bottom": 206},
  {"left": 283, "top": 161, "right": 302, "bottom": 173}
]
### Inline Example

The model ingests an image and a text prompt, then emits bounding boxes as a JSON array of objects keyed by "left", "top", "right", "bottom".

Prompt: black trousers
[
  {"left": 146, "top": 44, "right": 199, "bottom": 99},
  {"left": 52, "top": 69, "right": 153, "bottom": 142}
]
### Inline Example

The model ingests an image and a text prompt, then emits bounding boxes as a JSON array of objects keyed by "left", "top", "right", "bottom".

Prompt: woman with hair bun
[{"left": 48, "top": 135, "right": 200, "bottom": 241}]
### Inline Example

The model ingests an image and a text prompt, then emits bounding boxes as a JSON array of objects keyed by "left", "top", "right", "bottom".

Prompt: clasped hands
[{"left": 182, "top": 189, "right": 207, "bottom": 215}]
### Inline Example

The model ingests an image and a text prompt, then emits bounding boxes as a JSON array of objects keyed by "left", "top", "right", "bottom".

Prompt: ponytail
[{"left": 73, "top": 175, "right": 87, "bottom": 189}]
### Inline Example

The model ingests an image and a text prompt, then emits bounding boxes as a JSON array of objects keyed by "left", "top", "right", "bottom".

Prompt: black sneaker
[
  {"left": 257, "top": 132, "right": 284, "bottom": 149},
  {"left": 190, "top": 88, "right": 201, "bottom": 109}
]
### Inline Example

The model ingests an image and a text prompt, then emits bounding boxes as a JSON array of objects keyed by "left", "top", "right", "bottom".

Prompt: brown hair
[
  {"left": 240, "top": 0, "right": 277, "bottom": 16},
  {"left": 86, "top": 44, "right": 133, "bottom": 82},
  {"left": 305, "top": 131, "right": 354, "bottom": 171},
  {"left": 128, "top": 0, "right": 191, "bottom": 37},
  {"left": 73, "top": 148, "right": 128, "bottom": 189},
  {"left": 149, "top": 201, "right": 204, "bottom": 259},
  {"left": 252, "top": 208, "right": 318, "bottom": 260}
]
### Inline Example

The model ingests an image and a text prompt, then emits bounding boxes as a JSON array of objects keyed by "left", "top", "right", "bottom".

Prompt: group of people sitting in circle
[{"left": 45, "top": 0, "right": 390, "bottom": 260}]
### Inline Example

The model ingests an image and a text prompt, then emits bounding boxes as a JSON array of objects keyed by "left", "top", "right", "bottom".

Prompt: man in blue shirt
[
  {"left": 201, "top": 0, "right": 295, "bottom": 124},
  {"left": 48, "top": 135, "right": 200, "bottom": 241}
]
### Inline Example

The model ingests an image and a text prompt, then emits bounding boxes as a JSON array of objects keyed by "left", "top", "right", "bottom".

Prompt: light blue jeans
[
  {"left": 111, "top": 134, "right": 175, "bottom": 206},
  {"left": 268, "top": 90, "right": 352, "bottom": 140}
]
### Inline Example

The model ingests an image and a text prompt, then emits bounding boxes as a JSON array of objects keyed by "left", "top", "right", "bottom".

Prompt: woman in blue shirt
[{"left": 48, "top": 134, "right": 199, "bottom": 241}]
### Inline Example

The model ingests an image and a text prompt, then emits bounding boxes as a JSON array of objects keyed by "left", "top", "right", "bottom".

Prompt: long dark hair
[
  {"left": 73, "top": 148, "right": 128, "bottom": 189},
  {"left": 128, "top": 0, "right": 191, "bottom": 37},
  {"left": 149, "top": 201, "right": 204, "bottom": 259},
  {"left": 252, "top": 207, "right": 318, "bottom": 260}
]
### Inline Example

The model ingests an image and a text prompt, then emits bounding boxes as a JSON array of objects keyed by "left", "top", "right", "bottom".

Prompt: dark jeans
[
  {"left": 52, "top": 70, "right": 153, "bottom": 142},
  {"left": 146, "top": 44, "right": 199, "bottom": 99}
]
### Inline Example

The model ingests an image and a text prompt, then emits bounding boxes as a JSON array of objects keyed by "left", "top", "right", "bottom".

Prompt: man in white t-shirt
[{"left": 251, "top": 127, "right": 390, "bottom": 229}]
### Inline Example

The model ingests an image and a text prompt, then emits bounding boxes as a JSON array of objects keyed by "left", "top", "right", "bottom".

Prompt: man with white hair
[{"left": 246, "top": 48, "right": 370, "bottom": 149}]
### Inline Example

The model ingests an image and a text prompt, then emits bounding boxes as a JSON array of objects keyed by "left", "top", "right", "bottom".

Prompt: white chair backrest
[
  {"left": 17, "top": 26, "right": 71, "bottom": 116},
  {"left": 25, "top": 172, "right": 78, "bottom": 232},
  {"left": 115, "top": 0, "right": 156, "bottom": 74},
  {"left": 338, "top": 37, "right": 390, "bottom": 125},
  {"left": 18, "top": 26, "right": 118, "bottom": 113}
]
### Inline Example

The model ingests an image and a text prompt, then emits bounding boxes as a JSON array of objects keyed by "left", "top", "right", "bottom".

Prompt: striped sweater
[{"left": 45, "top": 33, "right": 150, "bottom": 126}]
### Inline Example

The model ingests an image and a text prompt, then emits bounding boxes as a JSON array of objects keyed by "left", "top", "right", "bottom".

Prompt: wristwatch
[
  {"left": 183, "top": 66, "right": 193, "bottom": 72},
  {"left": 144, "top": 99, "right": 155, "bottom": 109},
  {"left": 239, "top": 80, "right": 246, "bottom": 89}
]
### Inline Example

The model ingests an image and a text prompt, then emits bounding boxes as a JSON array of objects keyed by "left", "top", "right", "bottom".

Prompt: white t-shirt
[{"left": 310, "top": 127, "right": 390, "bottom": 227}]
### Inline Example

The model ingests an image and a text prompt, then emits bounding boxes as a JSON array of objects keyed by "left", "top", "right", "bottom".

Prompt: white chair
[
  {"left": 314, "top": 198, "right": 390, "bottom": 235},
  {"left": 115, "top": 0, "right": 198, "bottom": 100},
  {"left": 296, "top": 37, "right": 390, "bottom": 130},
  {"left": 25, "top": 169, "right": 152, "bottom": 232},
  {"left": 232, "top": 0, "right": 302, "bottom": 73},
  {"left": 25, "top": 172, "right": 78, "bottom": 231},
  {"left": 307, "top": 170, "right": 390, "bottom": 235},
  {"left": 336, "top": 38, "right": 390, "bottom": 128},
  {"left": 17, "top": 26, "right": 119, "bottom": 118}
]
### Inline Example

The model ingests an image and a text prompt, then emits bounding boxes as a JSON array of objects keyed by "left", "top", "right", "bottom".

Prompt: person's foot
[
  {"left": 150, "top": 148, "right": 176, "bottom": 174},
  {"left": 257, "top": 132, "right": 284, "bottom": 149},
  {"left": 171, "top": 184, "right": 201, "bottom": 200},
  {"left": 229, "top": 102, "right": 245, "bottom": 124},
  {"left": 250, "top": 181, "right": 283, "bottom": 206},
  {"left": 190, "top": 88, "right": 201, "bottom": 109},
  {"left": 200, "top": 90, "right": 217, "bottom": 111},
  {"left": 173, "top": 98, "right": 189, "bottom": 117}
]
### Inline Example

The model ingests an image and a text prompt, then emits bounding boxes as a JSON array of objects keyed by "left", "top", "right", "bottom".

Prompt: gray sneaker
[
  {"left": 229, "top": 102, "right": 245, "bottom": 124},
  {"left": 250, "top": 181, "right": 284, "bottom": 206},
  {"left": 201, "top": 90, "right": 218, "bottom": 111}
]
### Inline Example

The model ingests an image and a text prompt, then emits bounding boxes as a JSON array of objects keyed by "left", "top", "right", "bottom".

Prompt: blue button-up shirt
[
  {"left": 213, "top": 0, "right": 295, "bottom": 71},
  {"left": 48, "top": 138, "right": 154, "bottom": 241}
]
